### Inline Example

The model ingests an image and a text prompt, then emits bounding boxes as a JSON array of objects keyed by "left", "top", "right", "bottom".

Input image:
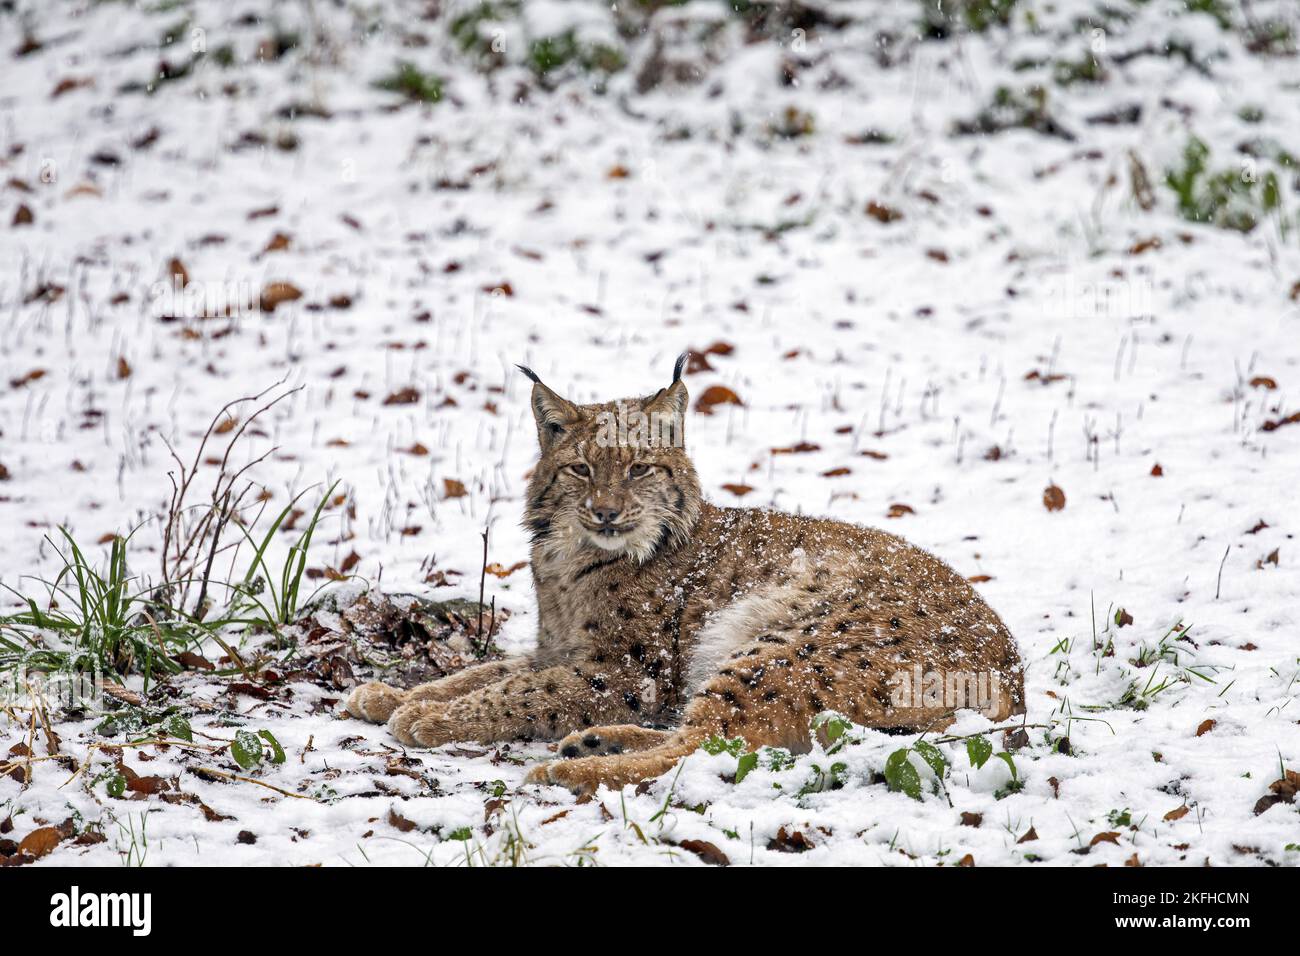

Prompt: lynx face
[{"left": 521, "top": 358, "right": 702, "bottom": 563}]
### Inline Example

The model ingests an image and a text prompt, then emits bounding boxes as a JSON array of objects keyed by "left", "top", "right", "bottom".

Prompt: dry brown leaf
[
  {"left": 865, "top": 200, "right": 903, "bottom": 223},
  {"left": 1043, "top": 484, "right": 1066, "bottom": 512},
  {"left": 443, "top": 478, "right": 468, "bottom": 499},
  {"left": 677, "top": 839, "right": 729, "bottom": 866},
  {"left": 1090, "top": 831, "right": 1121, "bottom": 847},
  {"left": 387, "top": 808, "right": 417, "bottom": 833},
  {"left": 485, "top": 561, "right": 527, "bottom": 578},
  {"left": 168, "top": 257, "right": 189, "bottom": 288},
  {"left": 772, "top": 442, "right": 821, "bottom": 455},
  {"left": 9, "top": 369, "right": 44, "bottom": 389},
  {"left": 17, "top": 827, "right": 61, "bottom": 860},
  {"left": 886, "top": 503, "right": 915, "bottom": 519},
  {"left": 721, "top": 483, "right": 754, "bottom": 497},
  {"left": 263, "top": 232, "right": 292, "bottom": 253},
  {"left": 259, "top": 281, "right": 302, "bottom": 312},
  {"left": 766, "top": 826, "right": 813, "bottom": 853},
  {"left": 172, "top": 651, "right": 214, "bottom": 671},
  {"left": 1195, "top": 718, "right": 1216, "bottom": 737},
  {"left": 1261, "top": 411, "right": 1300, "bottom": 432},
  {"left": 51, "top": 76, "right": 94, "bottom": 98},
  {"left": 126, "top": 774, "right": 172, "bottom": 795},
  {"left": 684, "top": 350, "right": 714, "bottom": 375},
  {"left": 694, "top": 385, "right": 743, "bottom": 415},
  {"left": 383, "top": 387, "right": 420, "bottom": 406},
  {"left": 1163, "top": 805, "right": 1190, "bottom": 822}
]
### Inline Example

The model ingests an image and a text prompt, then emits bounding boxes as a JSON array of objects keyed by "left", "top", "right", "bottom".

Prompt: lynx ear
[
  {"left": 644, "top": 352, "right": 689, "bottom": 446},
  {"left": 518, "top": 365, "right": 581, "bottom": 449}
]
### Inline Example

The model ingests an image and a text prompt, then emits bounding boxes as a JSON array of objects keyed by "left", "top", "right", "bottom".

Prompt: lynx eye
[
  {"left": 628, "top": 463, "right": 652, "bottom": 478},
  {"left": 566, "top": 463, "right": 591, "bottom": 478}
]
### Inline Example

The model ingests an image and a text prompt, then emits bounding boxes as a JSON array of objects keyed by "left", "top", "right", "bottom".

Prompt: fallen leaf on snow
[
  {"left": 772, "top": 442, "right": 820, "bottom": 455},
  {"left": 767, "top": 827, "right": 813, "bottom": 853},
  {"left": 677, "top": 839, "right": 729, "bottom": 866},
  {"left": 259, "top": 281, "right": 302, "bottom": 312},
  {"left": 387, "top": 808, "right": 418, "bottom": 833},
  {"left": 383, "top": 387, "right": 421, "bottom": 406},
  {"left": 1043, "top": 484, "right": 1066, "bottom": 512},
  {"left": 17, "top": 827, "right": 61, "bottom": 860},
  {"left": 694, "top": 385, "right": 743, "bottom": 415},
  {"left": 1252, "top": 770, "right": 1299, "bottom": 816},
  {"left": 865, "top": 200, "right": 903, "bottom": 223}
]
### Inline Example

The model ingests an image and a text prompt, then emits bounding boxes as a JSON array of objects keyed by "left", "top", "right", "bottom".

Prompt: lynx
[{"left": 348, "top": 356, "right": 1025, "bottom": 794}]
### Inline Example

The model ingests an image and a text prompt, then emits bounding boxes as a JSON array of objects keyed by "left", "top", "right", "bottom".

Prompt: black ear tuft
[
  {"left": 672, "top": 351, "right": 688, "bottom": 384},
  {"left": 516, "top": 364, "right": 542, "bottom": 385}
]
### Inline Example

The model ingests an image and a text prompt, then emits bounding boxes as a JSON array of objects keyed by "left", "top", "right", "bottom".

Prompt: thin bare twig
[{"left": 194, "top": 766, "right": 318, "bottom": 800}]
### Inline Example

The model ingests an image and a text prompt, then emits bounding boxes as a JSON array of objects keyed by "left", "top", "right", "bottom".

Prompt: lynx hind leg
[
  {"left": 347, "top": 682, "right": 409, "bottom": 723},
  {"left": 347, "top": 659, "right": 526, "bottom": 724},
  {"left": 403, "top": 658, "right": 529, "bottom": 703},
  {"left": 556, "top": 725, "right": 674, "bottom": 758}
]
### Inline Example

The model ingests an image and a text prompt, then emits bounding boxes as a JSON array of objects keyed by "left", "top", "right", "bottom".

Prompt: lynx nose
[{"left": 592, "top": 504, "right": 622, "bottom": 525}]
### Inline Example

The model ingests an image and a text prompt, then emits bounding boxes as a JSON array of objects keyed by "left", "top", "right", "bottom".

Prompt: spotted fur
[{"left": 347, "top": 358, "right": 1025, "bottom": 795}]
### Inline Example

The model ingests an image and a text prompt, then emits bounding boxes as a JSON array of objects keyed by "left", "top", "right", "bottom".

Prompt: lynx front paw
[
  {"left": 525, "top": 752, "right": 674, "bottom": 797},
  {"left": 347, "top": 682, "right": 408, "bottom": 723},
  {"left": 387, "top": 701, "right": 456, "bottom": 748},
  {"left": 525, "top": 759, "right": 594, "bottom": 795}
]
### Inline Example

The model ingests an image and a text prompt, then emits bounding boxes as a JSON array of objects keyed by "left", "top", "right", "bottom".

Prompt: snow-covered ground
[{"left": 1, "top": 0, "right": 1299, "bottom": 866}]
